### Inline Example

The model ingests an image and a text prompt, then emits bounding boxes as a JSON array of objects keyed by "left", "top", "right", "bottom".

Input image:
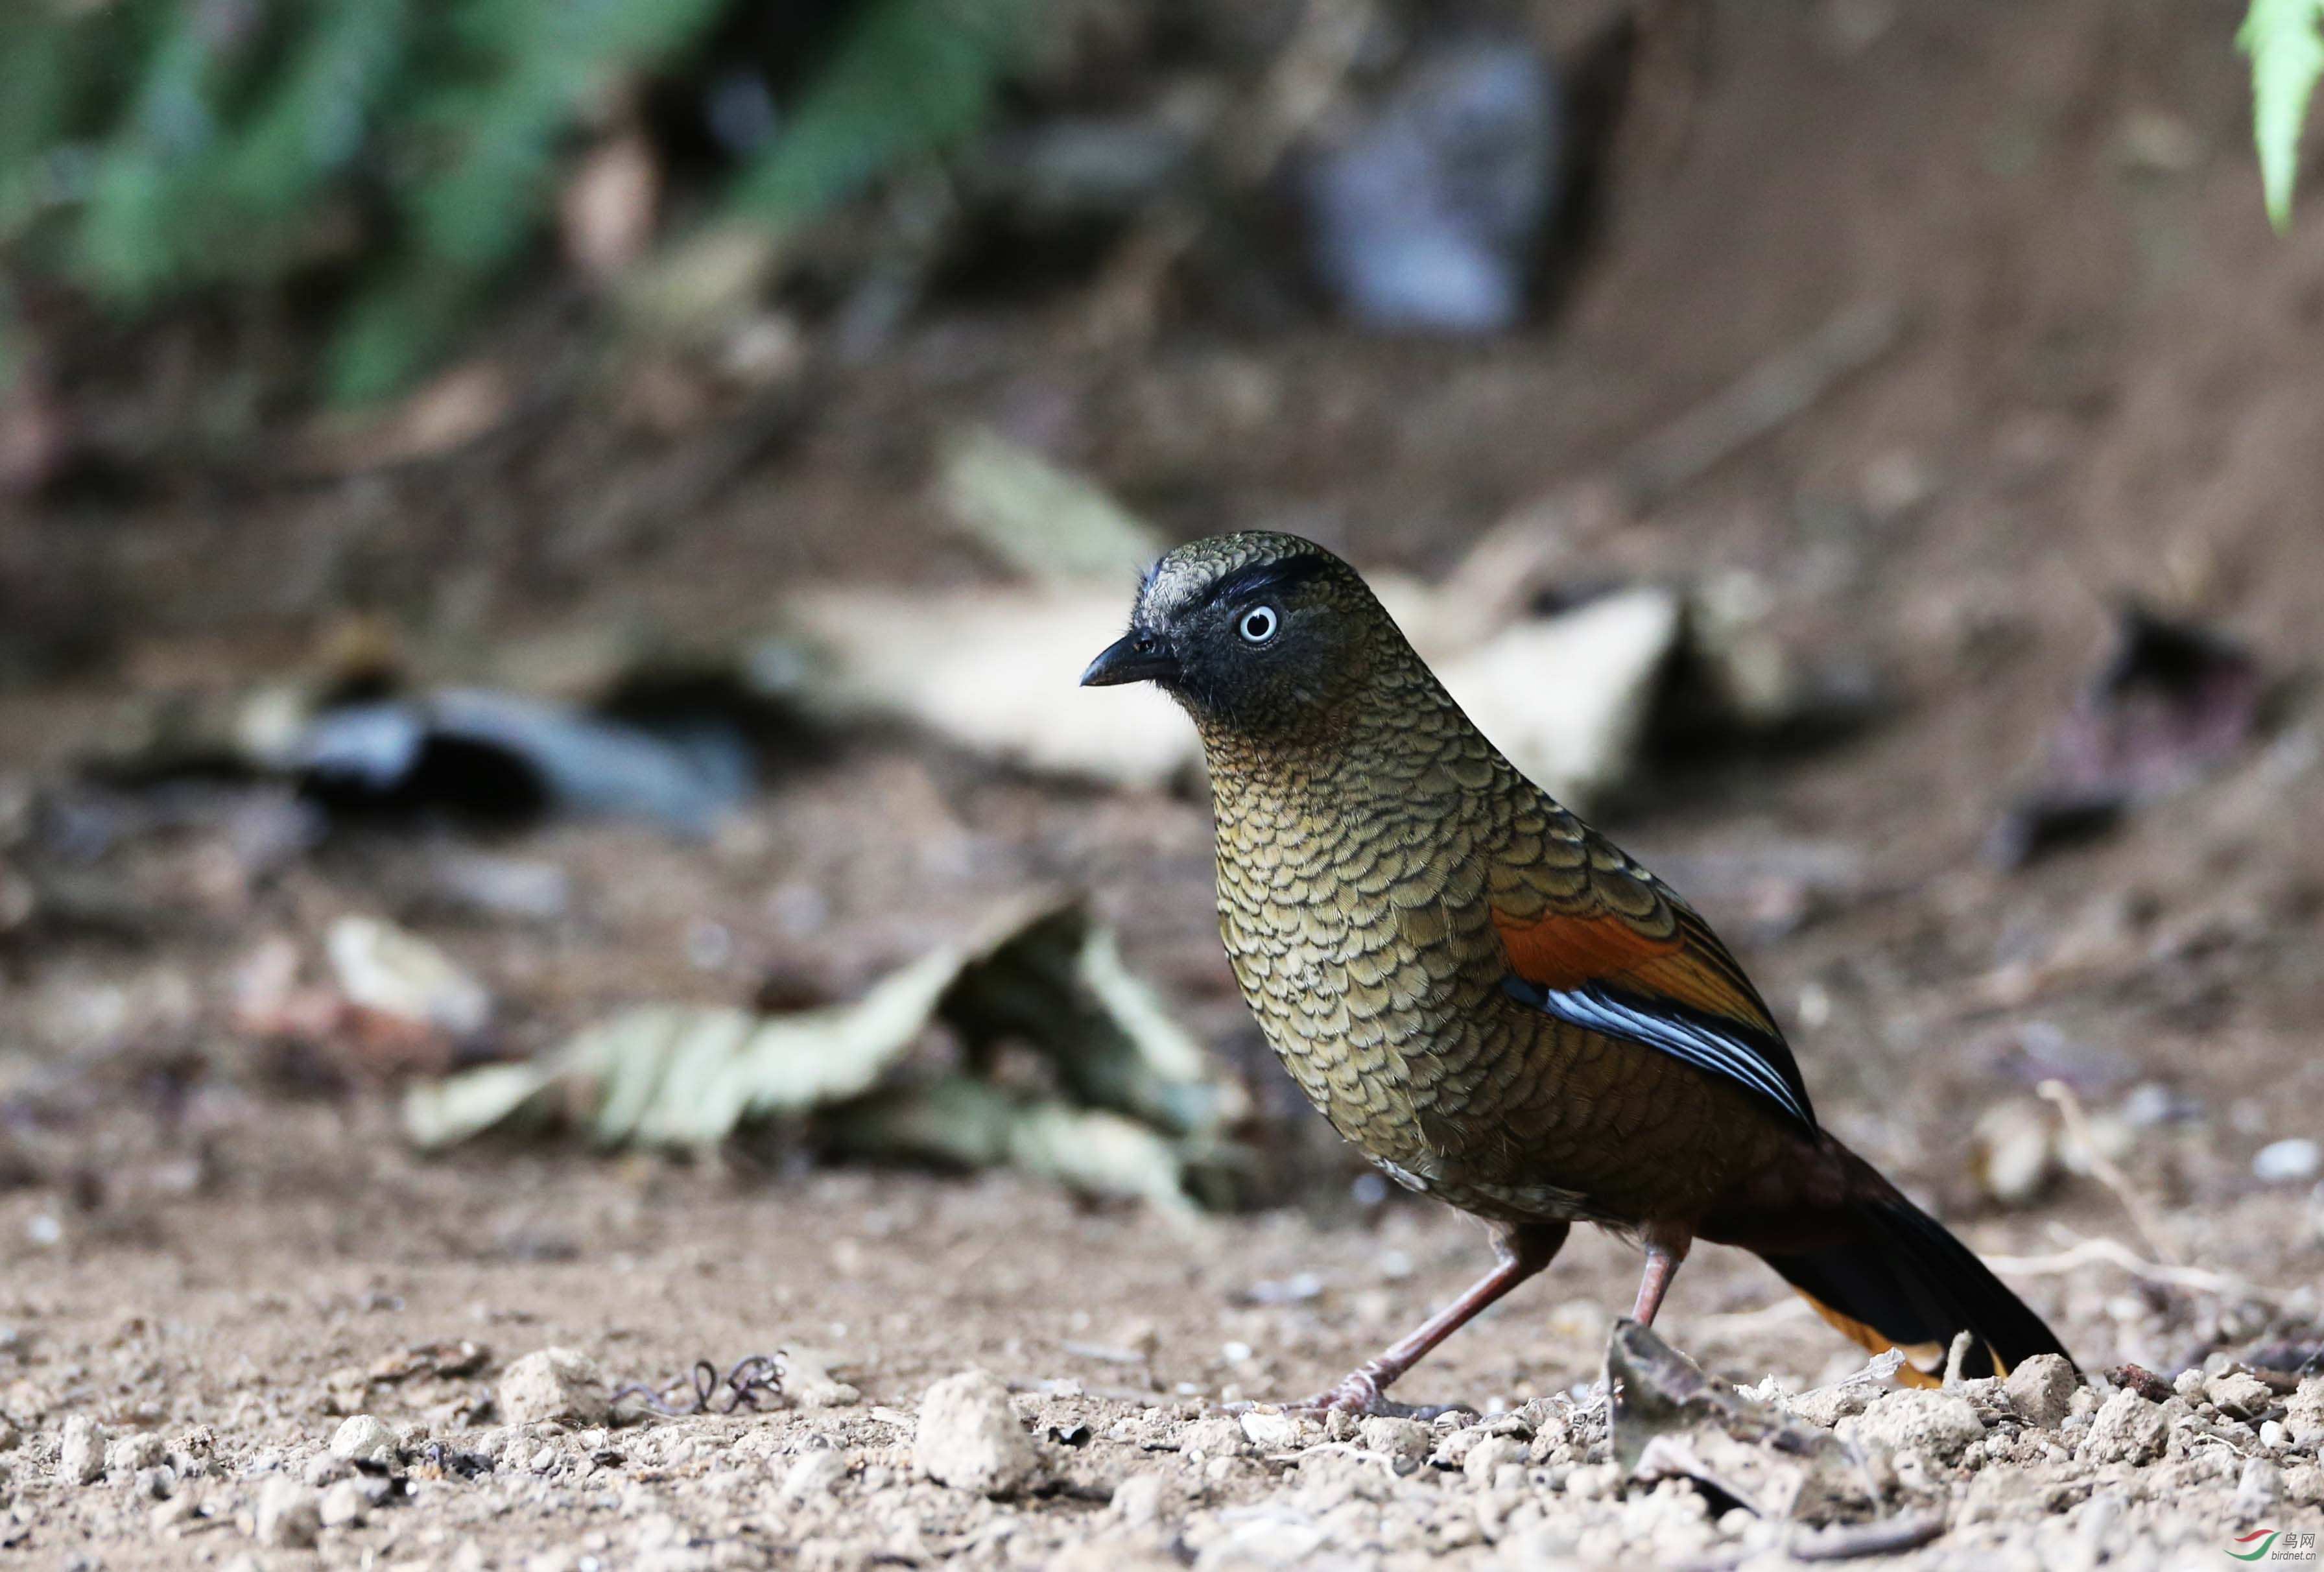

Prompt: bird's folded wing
[{"left": 1491, "top": 874, "right": 1818, "bottom": 1130}]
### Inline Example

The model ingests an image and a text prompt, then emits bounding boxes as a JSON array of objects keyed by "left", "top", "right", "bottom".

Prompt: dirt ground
[{"left": 5, "top": 1, "right": 2324, "bottom": 1567}]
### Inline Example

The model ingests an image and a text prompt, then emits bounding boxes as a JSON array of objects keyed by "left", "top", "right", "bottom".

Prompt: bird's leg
[
  {"left": 1296, "top": 1221, "right": 1570, "bottom": 1416},
  {"left": 1631, "top": 1222, "right": 1694, "bottom": 1326}
]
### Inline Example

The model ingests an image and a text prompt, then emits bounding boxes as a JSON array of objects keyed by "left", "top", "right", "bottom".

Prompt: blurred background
[{"left": 1, "top": 0, "right": 2321, "bottom": 1495}]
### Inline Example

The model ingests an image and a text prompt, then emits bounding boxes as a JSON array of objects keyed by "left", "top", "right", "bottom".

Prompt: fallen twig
[
  {"left": 1679, "top": 1509, "right": 1945, "bottom": 1572},
  {"left": 2037, "top": 1078, "right": 2179, "bottom": 1263},
  {"left": 1617, "top": 300, "right": 1905, "bottom": 506},
  {"left": 1984, "top": 1230, "right": 2287, "bottom": 1305},
  {"left": 1941, "top": 1330, "right": 1974, "bottom": 1387},
  {"left": 1790, "top": 1512, "right": 1947, "bottom": 1561}
]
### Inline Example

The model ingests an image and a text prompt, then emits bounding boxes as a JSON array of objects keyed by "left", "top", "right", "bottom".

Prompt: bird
[{"left": 1082, "top": 530, "right": 2072, "bottom": 1412}]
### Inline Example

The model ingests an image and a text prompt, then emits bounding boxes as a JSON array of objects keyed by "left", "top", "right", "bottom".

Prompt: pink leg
[
  {"left": 1299, "top": 1221, "right": 1570, "bottom": 1415},
  {"left": 1631, "top": 1224, "right": 1694, "bottom": 1326}
]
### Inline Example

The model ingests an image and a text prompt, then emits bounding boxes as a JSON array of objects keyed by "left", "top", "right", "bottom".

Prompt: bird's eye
[{"left": 1238, "top": 605, "right": 1280, "bottom": 645}]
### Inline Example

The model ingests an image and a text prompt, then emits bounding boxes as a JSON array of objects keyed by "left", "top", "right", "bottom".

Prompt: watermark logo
[{"left": 2232, "top": 1530, "right": 2319, "bottom": 1564}]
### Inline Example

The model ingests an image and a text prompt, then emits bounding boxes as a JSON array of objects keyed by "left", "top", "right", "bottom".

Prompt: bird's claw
[
  {"left": 1281, "top": 1367, "right": 1467, "bottom": 1420},
  {"left": 1292, "top": 1370, "right": 1387, "bottom": 1415}
]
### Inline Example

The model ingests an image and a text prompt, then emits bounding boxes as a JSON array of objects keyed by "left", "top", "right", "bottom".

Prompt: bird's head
[{"left": 1081, "top": 531, "right": 1392, "bottom": 739}]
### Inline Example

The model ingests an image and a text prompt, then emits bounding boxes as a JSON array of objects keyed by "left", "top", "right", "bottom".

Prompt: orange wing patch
[
  {"left": 1490, "top": 909, "right": 1681, "bottom": 992},
  {"left": 1490, "top": 908, "right": 1777, "bottom": 1038}
]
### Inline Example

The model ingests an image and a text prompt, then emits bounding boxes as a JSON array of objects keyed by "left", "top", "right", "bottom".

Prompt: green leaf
[
  {"left": 2240, "top": 0, "right": 2324, "bottom": 230},
  {"left": 728, "top": 0, "right": 1039, "bottom": 222}
]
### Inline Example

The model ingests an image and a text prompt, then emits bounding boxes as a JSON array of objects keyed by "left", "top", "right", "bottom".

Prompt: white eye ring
[{"left": 1238, "top": 605, "right": 1279, "bottom": 644}]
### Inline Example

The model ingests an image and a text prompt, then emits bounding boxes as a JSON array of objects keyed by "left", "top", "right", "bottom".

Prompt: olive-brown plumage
[{"left": 1085, "top": 530, "right": 2070, "bottom": 1410}]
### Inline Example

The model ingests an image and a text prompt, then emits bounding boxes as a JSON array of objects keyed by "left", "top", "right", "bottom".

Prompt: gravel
[{"left": 1840, "top": 1388, "right": 1986, "bottom": 1462}]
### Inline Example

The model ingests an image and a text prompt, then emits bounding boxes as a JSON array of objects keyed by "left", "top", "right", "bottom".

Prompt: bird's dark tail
[{"left": 1759, "top": 1190, "right": 2072, "bottom": 1387}]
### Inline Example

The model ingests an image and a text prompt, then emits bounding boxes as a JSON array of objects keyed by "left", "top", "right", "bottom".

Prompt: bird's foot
[{"left": 1284, "top": 1366, "right": 1467, "bottom": 1420}]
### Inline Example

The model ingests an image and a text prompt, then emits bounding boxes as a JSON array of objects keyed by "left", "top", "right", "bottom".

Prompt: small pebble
[
  {"left": 2285, "top": 1377, "right": 2323, "bottom": 1447},
  {"left": 498, "top": 1348, "right": 610, "bottom": 1427},
  {"left": 106, "top": 1433, "right": 167, "bottom": 1474},
  {"left": 2005, "top": 1353, "right": 2081, "bottom": 1429},
  {"left": 254, "top": 1477, "right": 321, "bottom": 1549},
  {"left": 779, "top": 1450, "right": 846, "bottom": 1501},
  {"left": 1238, "top": 1411, "right": 1312, "bottom": 1452},
  {"left": 1357, "top": 1415, "right": 1431, "bottom": 1461},
  {"left": 1182, "top": 1416, "right": 1252, "bottom": 1460},
  {"left": 1111, "top": 1472, "right": 1174, "bottom": 1528},
  {"left": 2207, "top": 1372, "right": 2276, "bottom": 1422},
  {"left": 913, "top": 1370, "right": 1039, "bottom": 1494},
  {"left": 150, "top": 1495, "right": 200, "bottom": 1534},
  {"left": 319, "top": 1477, "right": 372, "bottom": 1527},
  {"left": 331, "top": 1412, "right": 396, "bottom": 1465},
  {"left": 2081, "top": 1390, "right": 2169, "bottom": 1465},
  {"left": 60, "top": 1416, "right": 106, "bottom": 1485},
  {"left": 2253, "top": 1138, "right": 2321, "bottom": 1184},
  {"left": 1462, "top": 1434, "right": 1528, "bottom": 1485}
]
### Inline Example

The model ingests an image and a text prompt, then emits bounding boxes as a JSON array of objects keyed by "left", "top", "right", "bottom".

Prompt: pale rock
[
  {"left": 106, "top": 1432, "right": 167, "bottom": 1474},
  {"left": 2004, "top": 1353, "right": 2080, "bottom": 1428},
  {"left": 1840, "top": 1389, "right": 1985, "bottom": 1462},
  {"left": 781, "top": 1347, "right": 862, "bottom": 1409},
  {"left": 1971, "top": 1098, "right": 2059, "bottom": 1205},
  {"left": 326, "top": 913, "right": 491, "bottom": 1036},
  {"left": 149, "top": 1494, "right": 200, "bottom": 1533},
  {"left": 2286, "top": 1463, "right": 2324, "bottom": 1506},
  {"left": 2208, "top": 1372, "right": 2277, "bottom": 1422},
  {"left": 2286, "top": 1377, "right": 2324, "bottom": 1448},
  {"left": 320, "top": 1477, "right": 372, "bottom": 1527},
  {"left": 779, "top": 1450, "right": 846, "bottom": 1501},
  {"left": 1180, "top": 1416, "right": 1252, "bottom": 1460},
  {"left": 59, "top": 1415, "right": 106, "bottom": 1484},
  {"left": 1565, "top": 1460, "right": 1621, "bottom": 1499},
  {"left": 1110, "top": 1472, "right": 1176, "bottom": 1528},
  {"left": 1463, "top": 1433, "right": 1529, "bottom": 1486},
  {"left": 255, "top": 1477, "right": 322, "bottom": 1547},
  {"left": 2081, "top": 1390, "right": 2168, "bottom": 1465},
  {"left": 912, "top": 1370, "right": 1039, "bottom": 1494},
  {"left": 1357, "top": 1415, "right": 1432, "bottom": 1461},
  {"left": 1788, "top": 1381, "right": 1882, "bottom": 1429},
  {"left": 498, "top": 1348, "right": 611, "bottom": 1427},
  {"left": 1238, "top": 1411, "right": 1317, "bottom": 1452},
  {"left": 1431, "top": 1425, "right": 1497, "bottom": 1470},
  {"left": 330, "top": 1413, "right": 395, "bottom": 1464},
  {"left": 2253, "top": 1137, "right": 2321, "bottom": 1184},
  {"left": 2236, "top": 1457, "right": 2286, "bottom": 1521}
]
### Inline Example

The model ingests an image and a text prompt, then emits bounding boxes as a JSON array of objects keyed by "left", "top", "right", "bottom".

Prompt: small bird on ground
[{"left": 1082, "top": 531, "right": 2072, "bottom": 1411}]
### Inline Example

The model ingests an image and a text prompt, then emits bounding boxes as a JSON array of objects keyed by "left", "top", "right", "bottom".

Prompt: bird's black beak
[{"left": 1081, "top": 630, "right": 1178, "bottom": 688}]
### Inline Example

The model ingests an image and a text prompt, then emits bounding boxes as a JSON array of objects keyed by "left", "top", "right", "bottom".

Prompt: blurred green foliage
[
  {"left": 0, "top": 0, "right": 1039, "bottom": 402},
  {"left": 2242, "top": 0, "right": 2324, "bottom": 229}
]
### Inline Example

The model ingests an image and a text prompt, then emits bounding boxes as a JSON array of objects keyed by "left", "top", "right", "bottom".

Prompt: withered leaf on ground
[
  {"left": 1607, "top": 1318, "right": 1873, "bottom": 1525},
  {"left": 403, "top": 898, "right": 1249, "bottom": 1211}
]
